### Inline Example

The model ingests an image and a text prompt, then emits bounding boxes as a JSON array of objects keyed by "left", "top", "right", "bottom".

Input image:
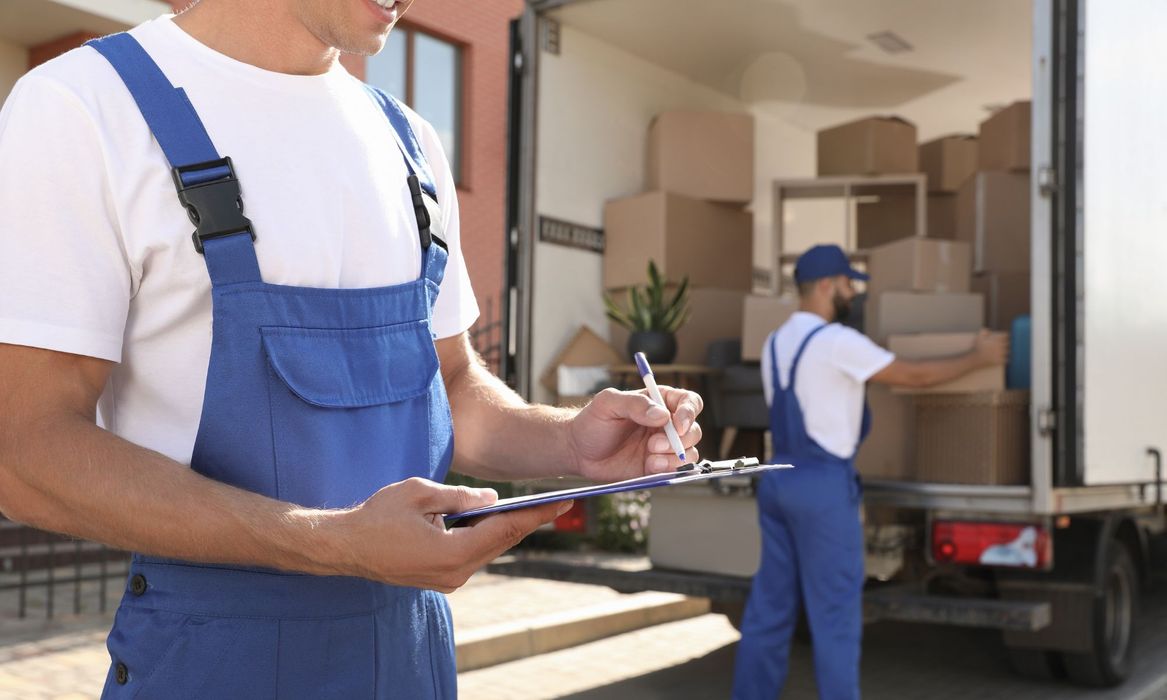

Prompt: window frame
[{"left": 374, "top": 24, "right": 466, "bottom": 187}]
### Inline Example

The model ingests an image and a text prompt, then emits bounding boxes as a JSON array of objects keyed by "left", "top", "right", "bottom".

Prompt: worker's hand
[
  {"left": 974, "top": 329, "right": 1009, "bottom": 367},
  {"left": 568, "top": 387, "right": 704, "bottom": 482},
  {"left": 333, "top": 477, "right": 570, "bottom": 592}
]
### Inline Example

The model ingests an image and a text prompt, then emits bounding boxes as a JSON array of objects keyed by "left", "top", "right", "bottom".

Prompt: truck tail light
[
  {"left": 553, "top": 500, "right": 588, "bottom": 533},
  {"left": 931, "top": 520, "right": 1051, "bottom": 569}
]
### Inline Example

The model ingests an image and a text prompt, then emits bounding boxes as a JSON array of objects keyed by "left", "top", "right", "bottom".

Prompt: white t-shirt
[
  {"left": 0, "top": 16, "right": 479, "bottom": 465},
  {"left": 761, "top": 312, "right": 895, "bottom": 459}
]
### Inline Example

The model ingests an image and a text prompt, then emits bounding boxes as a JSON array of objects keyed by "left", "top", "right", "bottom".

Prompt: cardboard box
[
  {"left": 915, "top": 391, "right": 1030, "bottom": 485},
  {"left": 856, "top": 193, "right": 919, "bottom": 249},
  {"left": 919, "top": 135, "right": 978, "bottom": 193},
  {"left": 865, "top": 292, "right": 984, "bottom": 346},
  {"left": 955, "top": 171, "right": 1031, "bottom": 273},
  {"left": 887, "top": 333, "right": 1006, "bottom": 394},
  {"left": 817, "top": 116, "right": 918, "bottom": 176},
  {"left": 741, "top": 295, "right": 799, "bottom": 362},
  {"left": 978, "top": 101, "right": 1031, "bottom": 172},
  {"left": 609, "top": 288, "right": 747, "bottom": 365},
  {"left": 603, "top": 191, "right": 753, "bottom": 290},
  {"left": 972, "top": 272, "right": 1031, "bottom": 331},
  {"left": 866, "top": 238, "right": 971, "bottom": 300},
  {"left": 646, "top": 111, "right": 754, "bottom": 205},
  {"left": 927, "top": 193, "right": 959, "bottom": 240},
  {"left": 539, "top": 326, "right": 623, "bottom": 395},
  {"left": 854, "top": 383, "right": 915, "bottom": 480}
]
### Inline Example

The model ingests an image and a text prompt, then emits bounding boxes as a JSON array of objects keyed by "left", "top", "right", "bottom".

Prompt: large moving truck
[{"left": 493, "top": 0, "right": 1167, "bottom": 687}]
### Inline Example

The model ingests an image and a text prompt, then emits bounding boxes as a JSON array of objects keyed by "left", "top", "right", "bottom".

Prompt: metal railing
[
  {"left": 469, "top": 296, "right": 505, "bottom": 378},
  {"left": 0, "top": 519, "right": 129, "bottom": 619}
]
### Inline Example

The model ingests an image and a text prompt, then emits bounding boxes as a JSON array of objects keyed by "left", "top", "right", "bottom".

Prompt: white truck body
[{"left": 497, "top": 0, "right": 1167, "bottom": 686}]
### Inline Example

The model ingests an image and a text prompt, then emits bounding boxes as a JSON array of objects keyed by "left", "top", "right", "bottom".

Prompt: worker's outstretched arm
[{"left": 869, "top": 330, "right": 1009, "bottom": 389}]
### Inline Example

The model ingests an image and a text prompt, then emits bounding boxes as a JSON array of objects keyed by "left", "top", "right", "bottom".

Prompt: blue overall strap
[
  {"left": 362, "top": 85, "right": 437, "bottom": 199},
  {"left": 86, "top": 33, "right": 261, "bottom": 287},
  {"left": 363, "top": 85, "right": 449, "bottom": 251},
  {"left": 363, "top": 84, "right": 448, "bottom": 295},
  {"left": 777, "top": 323, "right": 831, "bottom": 393}
]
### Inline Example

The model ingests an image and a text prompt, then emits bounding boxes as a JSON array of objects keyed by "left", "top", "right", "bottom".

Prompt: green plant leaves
[{"left": 604, "top": 260, "right": 691, "bottom": 333}]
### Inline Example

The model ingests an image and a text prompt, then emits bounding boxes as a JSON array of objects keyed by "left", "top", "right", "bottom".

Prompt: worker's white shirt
[
  {"left": 761, "top": 312, "right": 894, "bottom": 459},
  {"left": 0, "top": 16, "right": 479, "bottom": 465}
]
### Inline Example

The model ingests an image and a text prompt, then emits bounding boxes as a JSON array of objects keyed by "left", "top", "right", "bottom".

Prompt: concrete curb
[{"left": 455, "top": 592, "right": 710, "bottom": 672}]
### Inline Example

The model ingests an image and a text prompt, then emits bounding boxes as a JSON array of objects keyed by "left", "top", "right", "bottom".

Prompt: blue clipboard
[{"left": 444, "top": 458, "right": 792, "bottom": 524}]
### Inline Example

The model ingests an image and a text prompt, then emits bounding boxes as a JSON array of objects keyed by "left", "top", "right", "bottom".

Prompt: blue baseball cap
[{"left": 794, "top": 244, "right": 869, "bottom": 284}]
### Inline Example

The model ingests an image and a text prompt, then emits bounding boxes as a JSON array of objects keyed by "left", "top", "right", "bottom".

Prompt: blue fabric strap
[
  {"left": 363, "top": 84, "right": 437, "bottom": 200},
  {"left": 87, "top": 33, "right": 261, "bottom": 285},
  {"left": 86, "top": 34, "right": 229, "bottom": 186},
  {"left": 421, "top": 244, "right": 448, "bottom": 306},
  {"left": 784, "top": 323, "right": 830, "bottom": 393}
]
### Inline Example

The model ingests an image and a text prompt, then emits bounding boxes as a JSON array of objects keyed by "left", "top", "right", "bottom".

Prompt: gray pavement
[
  {"left": 0, "top": 568, "right": 700, "bottom": 699},
  {"left": 462, "top": 586, "right": 1167, "bottom": 700},
  {"left": 4, "top": 565, "right": 1167, "bottom": 699}
]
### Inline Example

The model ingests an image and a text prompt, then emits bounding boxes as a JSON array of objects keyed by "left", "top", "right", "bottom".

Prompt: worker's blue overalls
[
  {"left": 732, "top": 323, "right": 869, "bottom": 700},
  {"left": 87, "top": 34, "right": 458, "bottom": 698}
]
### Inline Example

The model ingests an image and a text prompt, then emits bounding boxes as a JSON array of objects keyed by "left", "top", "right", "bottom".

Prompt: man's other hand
[
  {"left": 567, "top": 387, "right": 704, "bottom": 483},
  {"left": 331, "top": 478, "right": 569, "bottom": 593}
]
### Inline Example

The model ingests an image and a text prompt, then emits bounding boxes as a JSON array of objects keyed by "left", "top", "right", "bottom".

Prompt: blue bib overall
[
  {"left": 88, "top": 34, "right": 457, "bottom": 698},
  {"left": 732, "top": 324, "right": 870, "bottom": 700}
]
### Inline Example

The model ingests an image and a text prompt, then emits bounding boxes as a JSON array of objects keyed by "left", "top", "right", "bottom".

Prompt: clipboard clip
[
  {"left": 675, "top": 457, "right": 760, "bottom": 474},
  {"left": 689, "top": 457, "right": 762, "bottom": 495}
]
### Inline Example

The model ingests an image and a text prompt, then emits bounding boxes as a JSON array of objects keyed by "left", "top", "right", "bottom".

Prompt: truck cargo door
[{"left": 1072, "top": 0, "right": 1167, "bottom": 485}]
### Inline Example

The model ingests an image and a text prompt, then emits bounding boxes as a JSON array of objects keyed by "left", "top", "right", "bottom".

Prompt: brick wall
[{"left": 396, "top": 0, "right": 523, "bottom": 349}]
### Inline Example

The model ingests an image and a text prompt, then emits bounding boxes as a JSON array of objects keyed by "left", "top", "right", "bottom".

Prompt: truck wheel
[
  {"left": 1004, "top": 647, "right": 1062, "bottom": 680},
  {"left": 1062, "top": 545, "right": 1138, "bottom": 687}
]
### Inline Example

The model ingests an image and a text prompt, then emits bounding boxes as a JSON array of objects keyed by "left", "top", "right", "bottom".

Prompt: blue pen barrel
[{"left": 1007, "top": 315, "right": 1031, "bottom": 390}]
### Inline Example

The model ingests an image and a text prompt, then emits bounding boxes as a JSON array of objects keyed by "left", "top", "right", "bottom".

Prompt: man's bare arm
[
  {"left": 437, "top": 333, "right": 703, "bottom": 482},
  {"left": 0, "top": 343, "right": 565, "bottom": 592},
  {"left": 869, "top": 330, "right": 1008, "bottom": 389}
]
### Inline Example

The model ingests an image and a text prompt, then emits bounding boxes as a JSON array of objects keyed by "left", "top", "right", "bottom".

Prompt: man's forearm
[
  {"left": 909, "top": 353, "right": 985, "bottom": 387},
  {"left": 0, "top": 413, "right": 349, "bottom": 576},
  {"left": 444, "top": 358, "right": 579, "bottom": 482}
]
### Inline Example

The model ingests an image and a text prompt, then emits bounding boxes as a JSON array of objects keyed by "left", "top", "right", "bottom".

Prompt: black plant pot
[{"left": 627, "top": 331, "right": 677, "bottom": 365}]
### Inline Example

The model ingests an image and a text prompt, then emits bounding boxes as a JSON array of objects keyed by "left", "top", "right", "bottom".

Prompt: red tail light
[
  {"left": 553, "top": 500, "right": 588, "bottom": 533},
  {"left": 931, "top": 520, "right": 1051, "bottom": 569}
]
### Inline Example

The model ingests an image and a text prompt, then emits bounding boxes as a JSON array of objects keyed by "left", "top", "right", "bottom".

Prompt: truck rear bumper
[{"left": 489, "top": 554, "right": 1051, "bottom": 632}]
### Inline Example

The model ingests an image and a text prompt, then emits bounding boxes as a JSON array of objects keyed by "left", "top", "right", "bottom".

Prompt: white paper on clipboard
[{"left": 444, "top": 458, "right": 792, "bottom": 524}]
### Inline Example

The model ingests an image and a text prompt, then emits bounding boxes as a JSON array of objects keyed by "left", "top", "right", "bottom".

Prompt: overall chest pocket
[{"left": 261, "top": 320, "right": 449, "bottom": 509}]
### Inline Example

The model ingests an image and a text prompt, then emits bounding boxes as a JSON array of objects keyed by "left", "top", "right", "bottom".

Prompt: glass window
[
  {"left": 366, "top": 28, "right": 463, "bottom": 181},
  {"left": 412, "top": 33, "right": 461, "bottom": 177},
  {"left": 367, "top": 30, "right": 406, "bottom": 100}
]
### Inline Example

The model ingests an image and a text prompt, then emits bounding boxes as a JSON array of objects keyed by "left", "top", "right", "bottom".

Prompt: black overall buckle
[
  {"left": 407, "top": 174, "right": 433, "bottom": 250},
  {"left": 171, "top": 157, "right": 256, "bottom": 254}
]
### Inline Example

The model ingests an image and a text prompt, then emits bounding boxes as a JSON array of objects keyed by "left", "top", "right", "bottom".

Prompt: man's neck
[
  {"left": 798, "top": 300, "right": 834, "bottom": 324},
  {"left": 174, "top": 0, "right": 339, "bottom": 76}
]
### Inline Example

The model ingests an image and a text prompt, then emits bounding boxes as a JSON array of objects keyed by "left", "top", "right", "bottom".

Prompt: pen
[{"left": 633, "top": 352, "right": 688, "bottom": 464}]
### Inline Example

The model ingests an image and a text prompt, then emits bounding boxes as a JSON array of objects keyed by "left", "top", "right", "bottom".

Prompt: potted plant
[{"left": 603, "top": 260, "right": 690, "bottom": 364}]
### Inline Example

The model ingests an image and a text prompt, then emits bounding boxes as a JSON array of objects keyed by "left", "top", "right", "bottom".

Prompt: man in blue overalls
[
  {"left": 0, "top": 1, "right": 703, "bottom": 697},
  {"left": 732, "top": 245, "right": 1006, "bottom": 699}
]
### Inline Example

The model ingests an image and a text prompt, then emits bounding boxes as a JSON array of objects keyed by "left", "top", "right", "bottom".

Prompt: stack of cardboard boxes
[
  {"left": 797, "top": 108, "right": 1033, "bottom": 486},
  {"left": 604, "top": 111, "right": 756, "bottom": 364},
  {"left": 960, "top": 101, "right": 1033, "bottom": 332}
]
